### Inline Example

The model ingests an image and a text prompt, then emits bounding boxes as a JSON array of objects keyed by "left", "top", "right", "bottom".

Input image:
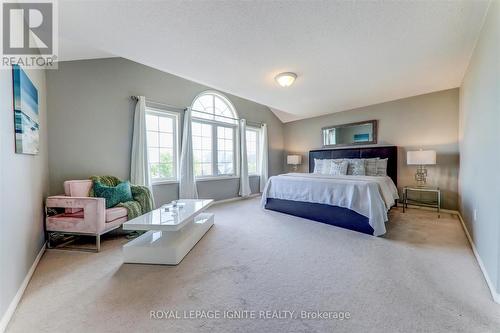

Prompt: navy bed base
[{"left": 265, "top": 198, "right": 374, "bottom": 235}]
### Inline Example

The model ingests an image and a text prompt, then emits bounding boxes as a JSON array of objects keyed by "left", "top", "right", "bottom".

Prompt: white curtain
[
  {"left": 239, "top": 119, "right": 251, "bottom": 197},
  {"left": 179, "top": 108, "right": 198, "bottom": 199},
  {"left": 259, "top": 123, "right": 269, "bottom": 192},
  {"left": 130, "top": 96, "right": 152, "bottom": 189}
]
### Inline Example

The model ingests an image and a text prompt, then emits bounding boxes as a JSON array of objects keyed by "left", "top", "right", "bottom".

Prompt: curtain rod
[{"left": 130, "top": 95, "right": 265, "bottom": 127}]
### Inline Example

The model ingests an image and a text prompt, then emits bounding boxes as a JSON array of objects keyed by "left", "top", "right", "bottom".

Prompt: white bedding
[{"left": 261, "top": 173, "right": 399, "bottom": 236}]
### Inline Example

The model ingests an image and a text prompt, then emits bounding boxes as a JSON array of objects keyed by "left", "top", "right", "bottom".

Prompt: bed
[{"left": 261, "top": 146, "right": 399, "bottom": 236}]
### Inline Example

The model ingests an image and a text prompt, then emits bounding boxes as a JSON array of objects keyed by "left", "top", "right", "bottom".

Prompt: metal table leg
[
  {"left": 437, "top": 190, "right": 441, "bottom": 218},
  {"left": 403, "top": 188, "right": 406, "bottom": 213}
]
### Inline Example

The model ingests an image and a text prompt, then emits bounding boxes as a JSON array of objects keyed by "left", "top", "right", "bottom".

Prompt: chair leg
[{"left": 96, "top": 234, "right": 101, "bottom": 252}]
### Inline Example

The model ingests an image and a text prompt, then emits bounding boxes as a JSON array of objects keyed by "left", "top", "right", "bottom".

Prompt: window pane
[
  {"left": 158, "top": 163, "right": 173, "bottom": 178},
  {"left": 217, "top": 138, "right": 225, "bottom": 151},
  {"left": 202, "top": 138, "right": 211, "bottom": 150},
  {"left": 202, "top": 151, "right": 212, "bottom": 163},
  {"left": 159, "top": 148, "right": 172, "bottom": 163},
  {"left": 194, "top": 163, "right": 201, "bottom": 177},
  {"left": 148, "top": 148, "right": 159, "bottom": 163},
  {"left": 159, "top": 117, "right": 173, "bottom": 132},
  {"left": 225, "top": 151, "right": 233, "bottom": 163},
  {"left": 147, "top": 131, "right": 159, "bottom": 147},
  {"left": 193, "top": 149, "right": 202, "bottom": 163},
  {"left": 202, "top": 163, "right": 212, "bottom": 176},
  {"left": 192, "top": 110, "right": 211, "bottom": 120},
  {"left": 214, "top": 96, "right": 227, "bottom": 113},
  {"left": 216, "top": 126, "right": 234, "bottom": 175},
  {"left": 193, "top": 136, "right": 201, "bottom": 149},
  {"left": 146, "top": 114, "right": 158, "bottom": 131},
  {"left": 146, "top": 111, "right": 178, "bottom": 180},
  {"left": 192, "top": 122, "right": 213, "bottom": 177},
  {"left": 248, "top": 162, "right": 257, "bottom": 174},
  {"left": 159, "top": 133, "right": 173, "bottom": 148},
  {"left": 199, "top": 95, "right": 214, "bottom": 112},
  {"left": 217, "top": 127, "right": 233, "bottom": 142},
  {"left": 218, "top": 163, "right": 233, "bottom": 175},
  {"left": 192, "top": 100, "right": 204, "bottom": 112},
  {"left": 214, "top": 96, "right": 236, "bottom": 124},
  {"left": 247, "top": 130, "right": 256, "bottom": 142},
  {"left": 201, "top": 123, "right": 212, "bottom": 137},
  {"left": 246, "top": 129, "right": 259, "bottom": 174},
  {"left": 149, "top": 163, "right": 159, "bottom": 178},
  {"left": 192, "top": 122, "right": 202, "bottom": 136}
]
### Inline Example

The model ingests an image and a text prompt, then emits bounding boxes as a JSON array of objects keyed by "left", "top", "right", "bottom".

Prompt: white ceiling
[
  {"left": 58, "top": 0, "right": 489, "bottom": 122},
  {"left": 59, "top": 37, "right": 114, "bottom": 62}
]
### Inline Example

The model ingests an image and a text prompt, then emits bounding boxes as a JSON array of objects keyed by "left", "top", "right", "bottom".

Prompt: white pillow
[
  {"left": 345, "top": 159, "right": 366, "bottom": 176},
  {"left": 364, "top": 158, "right": 380, "bottom": 176},
  {"left": 314, "top": 158, "right": 344, "bottom": 175},
  {"left": 313, "top": 159, "right": 329, "bottom": 174},
  {"left": 330, "top": 160, "right": 349, "bottom": 176},
  {"left": 376, "top": 158, "right": 388, "bottom": 176}
]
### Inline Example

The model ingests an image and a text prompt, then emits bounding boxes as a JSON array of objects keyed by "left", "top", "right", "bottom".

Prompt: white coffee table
[{"left": 122, "top": 199, "right": 214, "bottom": 265}]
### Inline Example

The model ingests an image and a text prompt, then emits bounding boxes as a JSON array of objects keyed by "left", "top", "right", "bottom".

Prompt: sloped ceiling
[{"left": 58, "top": 0, "right": 490, "bottom": 122}]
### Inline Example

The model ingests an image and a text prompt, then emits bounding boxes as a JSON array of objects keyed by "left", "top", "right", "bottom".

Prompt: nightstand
[{"left": 402, "top": 186, "right": 441, "bottom": 217}]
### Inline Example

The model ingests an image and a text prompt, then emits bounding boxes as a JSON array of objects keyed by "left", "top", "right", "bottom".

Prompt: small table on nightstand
[{"left": 403, "top": 186, "right": 441, "bottom": 217}]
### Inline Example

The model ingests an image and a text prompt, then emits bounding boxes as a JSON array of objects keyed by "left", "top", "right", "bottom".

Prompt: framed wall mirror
[{"left": 322, "top": 120, "right": 378, "bottom": 147}]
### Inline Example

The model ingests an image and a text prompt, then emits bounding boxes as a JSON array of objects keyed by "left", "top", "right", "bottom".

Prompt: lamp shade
[
  {"left": 407, "top": 150, "right": 436, "bottom": 165},
  {"left": 287, "top": 155, "right": 302, "bottom": 165}
]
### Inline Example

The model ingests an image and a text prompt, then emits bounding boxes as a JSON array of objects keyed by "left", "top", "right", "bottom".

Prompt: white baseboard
[
  {"left": 0, "top": 243, "right": 46, "bottom": 333},
  {"left": 455, "top": 213, "right": 500, "bottom": 304},
  {"left": 213, "top": 193, "right": 261, "bottom": 205},
  {"left": 401, "top": 205, "right": 500, "bottom": 303}
]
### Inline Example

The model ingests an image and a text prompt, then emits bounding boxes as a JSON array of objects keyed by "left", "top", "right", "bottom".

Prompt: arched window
[
  {"left": 191, "top": 91, "right": 238, "bottom": 177},
  {"left": 192, "top": 91, "right": 238, "bottom": 124}
]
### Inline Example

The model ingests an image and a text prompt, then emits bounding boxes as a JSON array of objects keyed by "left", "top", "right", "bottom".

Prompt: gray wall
[
  {"left": 0, "top": 68, "right": 48, "bottom": 325},
  {"left": 459, "top": 2, "right": 500, "bottom": 294},
  {"left": 284, "top": 89, "right": 460, "bottom": 209},
  {"left": 46, "top": 58, "right": 284, "bottom": 206}
]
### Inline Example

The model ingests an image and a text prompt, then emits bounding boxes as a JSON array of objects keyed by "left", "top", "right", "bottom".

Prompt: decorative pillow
[
  {"left": 346, "top": 159, "right": 366, "bottom": 176},
  {"left": 93, "top": 181, "right": 133, "bottom": 209},
  {"left": 314, "top": 158, "right": 344, "bottom": 174},
  {"left": 313, "top": 159, "right": 328, "bottom": 174},
  {"left": 376, "top": 158, "right": 388, "bottom": 176},
  {"left": 364, "top": 158, "right": 380, "bottom": 176},
  {"left": 329, "top": 160, "right": 349, "bottom": 176}
]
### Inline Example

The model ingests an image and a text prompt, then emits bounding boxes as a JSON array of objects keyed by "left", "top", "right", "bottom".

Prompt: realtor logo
[{"left": 1, "top": 0, "right": 58, "bottom": 68}]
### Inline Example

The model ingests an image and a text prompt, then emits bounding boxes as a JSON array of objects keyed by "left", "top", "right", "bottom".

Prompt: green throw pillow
[{"left": 93, "top": 181, "right": 133, "bottom": 209}]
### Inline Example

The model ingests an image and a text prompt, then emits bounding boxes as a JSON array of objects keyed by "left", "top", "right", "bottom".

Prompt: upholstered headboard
[{"left": 308, "top": 146, "right": 398, "bottom": 186}]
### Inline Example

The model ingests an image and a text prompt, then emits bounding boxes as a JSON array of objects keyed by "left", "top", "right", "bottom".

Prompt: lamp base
[{"left": 414, "top": 165, "right": 427, "bottom": 186}]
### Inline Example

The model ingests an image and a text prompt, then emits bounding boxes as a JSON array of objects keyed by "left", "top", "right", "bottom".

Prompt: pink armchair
[{"left": 45, "top": 180, "right": 129, "bottom": 252}]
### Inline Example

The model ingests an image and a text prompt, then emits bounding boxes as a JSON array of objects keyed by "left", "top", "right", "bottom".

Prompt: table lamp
[
  {"left": 407, "top": 149, "right": 436, "bottom": 186},
  {"left": 287, "top": 155, "right": 302, "bottom": 171}
]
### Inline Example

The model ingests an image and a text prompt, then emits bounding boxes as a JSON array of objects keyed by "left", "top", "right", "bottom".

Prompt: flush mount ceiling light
[{"left": 275, "top": 72, "right": 297, "bottom": 87}]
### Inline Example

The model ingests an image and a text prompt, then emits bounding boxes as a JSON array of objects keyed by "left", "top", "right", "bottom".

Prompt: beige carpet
[{"left": 7, "top": 197, "right": 500, "bottom": 332}]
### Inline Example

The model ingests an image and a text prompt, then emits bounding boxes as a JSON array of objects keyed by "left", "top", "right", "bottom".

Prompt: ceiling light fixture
[{"left": 275, "top": 72, "right": 297, "bottom": 87}]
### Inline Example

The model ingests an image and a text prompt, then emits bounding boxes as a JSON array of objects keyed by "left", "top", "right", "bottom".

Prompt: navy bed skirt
[{"left": 265, "top": 198, "right": 374, "bottom": 235}]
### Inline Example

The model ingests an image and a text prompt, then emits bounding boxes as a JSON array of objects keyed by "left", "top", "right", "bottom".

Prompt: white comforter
[{"left": 261, "top": 173, "right": 399, "bottom": 236}]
